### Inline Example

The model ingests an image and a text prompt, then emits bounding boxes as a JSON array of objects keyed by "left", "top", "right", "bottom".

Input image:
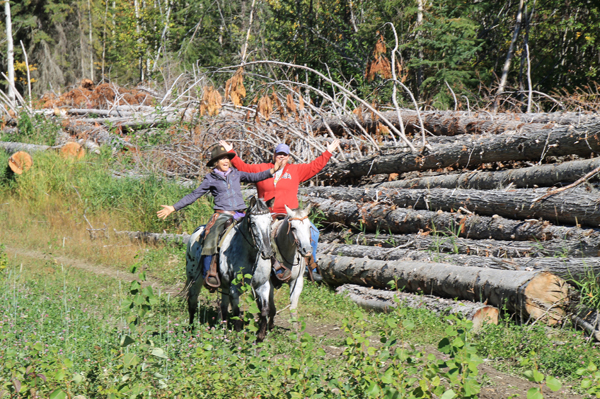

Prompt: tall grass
[{"left": 0, "top": 151, "right": 213, "bottom": 233}]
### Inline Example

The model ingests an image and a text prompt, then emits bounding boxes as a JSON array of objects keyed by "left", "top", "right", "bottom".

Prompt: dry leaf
[{"left": 224, "top": 67, "right": 246, "bottom": 107}]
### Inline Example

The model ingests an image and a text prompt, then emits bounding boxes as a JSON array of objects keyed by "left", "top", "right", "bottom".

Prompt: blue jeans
[{"left": 309, "top": 221, "right": 319, "bottom": 272}]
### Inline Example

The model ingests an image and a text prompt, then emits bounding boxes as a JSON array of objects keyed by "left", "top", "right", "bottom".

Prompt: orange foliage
[{"left": 225, "top": 67, "right": 246, "bottom": 106}]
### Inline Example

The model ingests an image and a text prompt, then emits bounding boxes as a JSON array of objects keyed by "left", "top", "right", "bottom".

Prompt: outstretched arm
[
  {"left": 220, "top": 140, "right": 270, "bottom": 173},
  {"left": 297, "top": 139, "right": 340, "bottom": 182}
]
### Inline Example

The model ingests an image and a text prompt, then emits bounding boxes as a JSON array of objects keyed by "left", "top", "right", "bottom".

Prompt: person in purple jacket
[{"left": 157, "top": 144, "right": 285, "bottom": 288}]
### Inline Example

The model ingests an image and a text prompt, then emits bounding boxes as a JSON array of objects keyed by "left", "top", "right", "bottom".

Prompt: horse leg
[
  {"left": 255, "top": 283, "right": 270, "bottom": 342},
  {"left": 229, "top": 287, "right": 243, "bottom": 332},
  {"left": 289, "top": 273, "right": 304, "bottom": 331},
  {"left": 268, "top": 282, "right": 276, "bottom": 331},
  {"left": 187, "top": 278, "right": 203, "bottom": 327},
  {"left": 220, "top": 292, "right": 230, "bottom": 327}
]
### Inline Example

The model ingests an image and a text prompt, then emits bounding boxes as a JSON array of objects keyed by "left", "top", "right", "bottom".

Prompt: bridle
[{"left": 240, "top": 210, "right": 271, "bottom": 257}]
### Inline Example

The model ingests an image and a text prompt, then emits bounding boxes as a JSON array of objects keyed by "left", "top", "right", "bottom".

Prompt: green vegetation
[
  {"left": 1, "top": 148, "right": 600, "bottom": 397},
  {"left": 2, "top": 0, "right": 600, "bottom": 109}
]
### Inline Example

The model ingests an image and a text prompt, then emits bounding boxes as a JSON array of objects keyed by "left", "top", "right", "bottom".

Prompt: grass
[{"left": 2, "top": 145, "right": 600, "bottom": 397}]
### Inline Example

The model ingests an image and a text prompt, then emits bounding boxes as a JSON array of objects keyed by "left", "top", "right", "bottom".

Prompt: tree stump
[
  {"left": 60, "top": 142, "right": 85, "bottom": 159},
  {"left": 8, "top": 151, "right": 33, "bottom": 174}
]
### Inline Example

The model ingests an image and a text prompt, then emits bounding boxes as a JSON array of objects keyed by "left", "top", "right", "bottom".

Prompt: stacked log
[
  {"left": 337, "top": 284, "right": 499, "bottom": 329},
  {"left": 317, "top": 254, "right": 569, "bottom": 324}
]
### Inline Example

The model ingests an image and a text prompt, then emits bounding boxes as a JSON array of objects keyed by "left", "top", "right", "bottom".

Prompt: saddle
[
  {"left": 270, "top": 218, "right": 292, "bottom": 287},
  {"left": 197, "top": 211, "right": 238, "bottom": 290}
]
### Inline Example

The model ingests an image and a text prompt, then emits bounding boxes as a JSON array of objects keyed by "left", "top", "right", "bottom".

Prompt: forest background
[{"left": 1, "top": 0, "right": 599, "bottom": 110}]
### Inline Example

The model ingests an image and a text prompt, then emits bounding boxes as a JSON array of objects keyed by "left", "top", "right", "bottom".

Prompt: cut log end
[
  {"left": 523, "top": 272, "right": 569, "bottom": 325},
  {"left": 60, "top": 142, "right": 85, "bottom": 160},
  {"left": 471, "top": 306, "right": 499, "bottom": 330},
  {"left": 8, "top": 151, "right": 33, "bottom": 174}
]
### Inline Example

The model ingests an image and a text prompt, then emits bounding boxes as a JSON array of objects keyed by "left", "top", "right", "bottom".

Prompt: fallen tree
[
  {"left": 319, "top": 230, "right": 595, "bottom": 258},
  {"left": 316, "top": 253, "right": 569, "bottom": 324},
  {"left": 313, "top": 110, "right": 600, "bottom": 137},
  {"left": 319, "top": 243, "right": 600, "bottom": 283},
  {"left": 304, "top": 196, "right": 600, "bottom": 247},
  {"left": 302, "top": 186, "right": 600, "bottom": 228},
  {"left": 325, "top": 122, "right": 600, "bottom": 179},
  {"left": 373, "top": 157, "right": 600, "bottom": 190},
  {"left": 337, "top": 284, "right": 499, "bottom": 329}
]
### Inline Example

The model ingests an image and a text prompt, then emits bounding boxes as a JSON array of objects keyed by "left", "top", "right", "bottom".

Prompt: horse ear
[
  {"left": 249, "top": 196, "right": 257, "bottom": 209},
  {"left": 265, "top": 197, "right": 275, "bottom": 208},
  {"left": 285, "top": 204, "right": 292, "bottom": 215},
  {"left": 303, "top": 203, "right": 312, "bottom": 216}
]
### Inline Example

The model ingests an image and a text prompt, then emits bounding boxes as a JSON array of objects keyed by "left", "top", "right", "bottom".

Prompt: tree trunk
[
  {"left": 337, "top": 284, "right": 499, "bottom": 329},
  {"left": 319, "top": 230, "right": 598, "bottom": 258},
  {"left": 4, "top": 0, "right": 15, "bottom": 106},
  {"left": 317, "top": 253, "right": 569, "bottom": 324},
  {"left": 325, "top": 123, "right": 600, "bottom": 179},
  {"left": 302, "top": 186, "right": 600, "bottom": 228},
  {"left": 304, "top": 196, "right": 600, "bottom": 245},
  {"left": 311, "top": 110, "right": 600, "bottom": 137},
  {"left": 319, "top": 243, "right": 600, "bottom": 283},
  {"left": 373, "top": 157, "right": 600, "bottom": 190},
  {"left": 495, "top": 0, "right": 525, "bottom": 111}
]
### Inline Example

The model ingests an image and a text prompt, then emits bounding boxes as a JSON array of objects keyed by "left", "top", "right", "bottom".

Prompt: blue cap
[{"left": 274, "top": 143, "right": 290, "bottom": 155}]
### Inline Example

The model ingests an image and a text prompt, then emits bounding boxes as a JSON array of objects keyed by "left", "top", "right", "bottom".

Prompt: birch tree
[{"left": 4, "top": 0, "right": 15, "bottom": 106}]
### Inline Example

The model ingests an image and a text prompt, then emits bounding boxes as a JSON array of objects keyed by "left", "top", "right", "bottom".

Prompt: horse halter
[{"left": 243, "top": 210, "right": 271, "bottom": 255}]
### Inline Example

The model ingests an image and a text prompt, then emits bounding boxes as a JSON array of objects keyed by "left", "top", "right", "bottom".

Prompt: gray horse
[
  {"left": 184, "top": 197, "right": 275, "bottom": 341},
  {"left": 265, "top": 204, "right": 313, "bottom": 330}
]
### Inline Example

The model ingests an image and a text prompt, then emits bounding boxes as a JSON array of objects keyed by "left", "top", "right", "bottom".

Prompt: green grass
[{"left": 1, "top": 143, "right": 600, "bottom": 397}]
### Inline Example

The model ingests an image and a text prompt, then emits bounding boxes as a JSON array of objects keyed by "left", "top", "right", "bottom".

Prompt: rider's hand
[
  {"left": 219, "top": 140, "right": 233, "bottom": 152},
  {"left": 271, "top": 158, "right": 287, "bottom": 174},
  {"left": 157, "top": 205, "right": 175, "bottom": 220},
  {"left": 327, "top": 138, "right": 340, "bottom": 153}
]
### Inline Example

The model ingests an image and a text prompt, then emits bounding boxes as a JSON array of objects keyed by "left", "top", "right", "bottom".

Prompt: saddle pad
[
  {"left": 218, "top": 220, "right": 238, "bottom": 249},
  {"left": 270, "top": 219, "right": 284, "bottom": 263}
]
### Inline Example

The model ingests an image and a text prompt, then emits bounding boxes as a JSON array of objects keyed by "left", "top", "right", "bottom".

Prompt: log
[
  {"left": 337, "top": 284, "right": 499, "bottom": 328},
  {"left": 317, "top": 253, "right": 569, "bottom": 324},
  {"left": 325, "top": 123, "right": 600, "bottom": 179},
  {"left": 305, "top": 196, "right": 600, "bottom": 247},
  {"left": 312, "top": 110, "right": 600, "bottom": 137},
  {"left": 319, "top": 230, "right": 595, "bottom": 258},
  {"left": 8, "top": 151, "right": 33, "bottom": 174},
  {"left": 374, "top": 157, "right": 600, "bottom": 190},
  {"left": 302, "top": 186, "right": 600, "bottom": 228},
  {"left": 0, "top": 141, "right": 50, "bottom": 153},
  {"left": 319, "top": 243, "right": 600, "bottom": 283},
  {"left": 113, "top": 230, "right": 191, "bottom": 245}
]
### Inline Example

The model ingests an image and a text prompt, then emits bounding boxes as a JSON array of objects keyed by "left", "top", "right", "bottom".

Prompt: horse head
[
  {"left": 247, "top": 196, "right": 275, "bottom": 259},
  {"left": 284, "top": 204, "right": 313, "bottom": 257}
]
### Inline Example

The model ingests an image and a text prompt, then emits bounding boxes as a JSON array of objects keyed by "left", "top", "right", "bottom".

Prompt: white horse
[
  {"left": 184, "top": 197, "right": 275, "bottom": 341},
  {"left": 266, "top": 204, "right": 313, "bottom": 330}
]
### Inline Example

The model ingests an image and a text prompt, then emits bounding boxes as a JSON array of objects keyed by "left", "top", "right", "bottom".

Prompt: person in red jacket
[{"left": 219, "top": 139, "right": 340, "bottom": 281}]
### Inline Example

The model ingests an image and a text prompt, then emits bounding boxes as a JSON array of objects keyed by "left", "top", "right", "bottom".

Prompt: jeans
[{"left": 308, "top": 221, "right": 319, "bottom": 273}]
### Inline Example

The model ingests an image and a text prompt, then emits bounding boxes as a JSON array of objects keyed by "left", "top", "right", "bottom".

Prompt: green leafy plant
[
  {"left": 577, "top": 361, "right": 600, "bottom": 397},
  {"left": 520, "top": 352, "right": 562, "bottom": 399}
]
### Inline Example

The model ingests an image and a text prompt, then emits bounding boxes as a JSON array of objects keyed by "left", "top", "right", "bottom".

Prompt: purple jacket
[{"left": 173, "top": 167, "right": 273, "bottom": 212}]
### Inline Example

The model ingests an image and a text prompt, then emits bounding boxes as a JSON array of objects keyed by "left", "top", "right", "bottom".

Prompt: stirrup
[
  {"left": 271, "top": 257, "right": 291, "bottom": 282},
  {"left": 205, "top": 255, "right": 221, "bottom": 289}
]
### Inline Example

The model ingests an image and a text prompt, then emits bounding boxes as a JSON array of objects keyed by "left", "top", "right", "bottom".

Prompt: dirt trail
[{"left": 5, "top": 245, "right": 584, "bottom": 399}]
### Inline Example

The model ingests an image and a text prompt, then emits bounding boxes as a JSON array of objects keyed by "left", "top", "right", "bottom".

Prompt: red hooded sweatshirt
[{"left": 229, "top": 150, "right": 332, "bottom": 214}]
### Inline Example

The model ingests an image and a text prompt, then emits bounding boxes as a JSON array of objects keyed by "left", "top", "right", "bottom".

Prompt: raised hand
[
  {"left": 157, "top": 205, "right": 175, "bottom": 220},
  {"left": 327, "top": 138, "right": 340, "bottom": 153},
  {"left": 219, "top": 140, "right": 233, "bottom": 152},
  {"left": 271, "top": 157, "right": 287, "bottom": 174}
]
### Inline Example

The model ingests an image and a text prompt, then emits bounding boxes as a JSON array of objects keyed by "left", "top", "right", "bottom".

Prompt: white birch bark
[{"left": 5, "top": 0, "right": 16, "bottom": 106}]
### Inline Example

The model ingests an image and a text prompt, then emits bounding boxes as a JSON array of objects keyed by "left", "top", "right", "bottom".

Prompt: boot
[
  {"left": 271, "top": 256, "right": 291, "bottom": 282},
  {"left": 204, "top": 254, "right": 220, "bottom": 290}
]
